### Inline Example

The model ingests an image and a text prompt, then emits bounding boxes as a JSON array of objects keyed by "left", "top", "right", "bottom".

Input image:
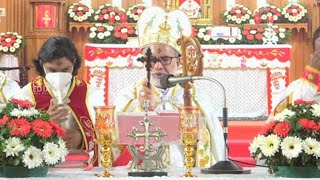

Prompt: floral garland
[
  {"left": 93, "top": 4, "right": 127, "bottom": 24},
  {"left": 280, "top": 3, "right": 308, "bottom": 23},
  {"left": 193, "top": 25, "right": 290, "bottom": 45},
  {"left": 253, "top": 5, "right": 282, "bottom": 23},
  {"left": 0, "top": 32, "right": 24, "bottom": 54},
  {"left": 126, "top": 4, "right": 146, "bottom": 23},
  {"left": 0, "top": 99, "right": 68, "bottom": 169},
  {"left": 222, "top": 4, "right": 252, "bottom": 24},
  {"left": 67, "top": 2, "right": 94, "bottom": 22},
  {"left": 88, "top": 23, "right": 136, "bottom": 44},
  {"left": 250, "top": 99, "right": 320, "bottom": 174}
]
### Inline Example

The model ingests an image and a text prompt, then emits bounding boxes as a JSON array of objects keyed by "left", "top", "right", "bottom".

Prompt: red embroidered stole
[{"left": 31, "top": 76, "right": 98, "bottom": 166}]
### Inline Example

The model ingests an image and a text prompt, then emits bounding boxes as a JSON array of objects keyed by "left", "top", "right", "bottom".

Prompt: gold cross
[{"left": 43, "top": 10, "right": 51, "bottom": 27}]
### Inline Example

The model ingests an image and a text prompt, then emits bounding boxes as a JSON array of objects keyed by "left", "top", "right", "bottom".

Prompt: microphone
[
  {"left": 161, "top": 74, "right": 250, "bottom": 174},
  {"left": 160, "top": 74, "right": 202, "bottom": 89}
]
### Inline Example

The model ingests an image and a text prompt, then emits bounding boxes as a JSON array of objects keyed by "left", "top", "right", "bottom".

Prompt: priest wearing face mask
[
  {"left": 17, "top": 36, "right": 98, "bottom": 165},
  {"left": 112, "top": 7, "right": 225, "bottom": 168}
]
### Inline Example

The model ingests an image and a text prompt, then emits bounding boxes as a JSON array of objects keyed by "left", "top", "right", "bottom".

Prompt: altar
[
  {"left": 34, "top": 166, "right": 278, "bottom": 179},
  {"left": 85, "top": 43, "right": 291, "bottom": 118}
]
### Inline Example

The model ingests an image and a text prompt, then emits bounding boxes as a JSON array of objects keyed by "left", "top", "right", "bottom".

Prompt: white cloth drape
[{"left": 0, "top": 54, "right": 20, "bottom": 82}]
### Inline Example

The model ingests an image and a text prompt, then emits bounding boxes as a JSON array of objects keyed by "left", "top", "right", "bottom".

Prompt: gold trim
[
  {"left": 66, "top": 103, "right": 89, "bottom": 151},
  {"left": 0, "top": 76, "right": 8, "bottom": 104},
  {"left": 28, "top": 83, "right": 36, "bottom": 106},
  {"left": 191, "top": 85, "right": 213, "bottom": 166},
  {"left": 306, "top": 65, "right": 320, "bottom": 74}
]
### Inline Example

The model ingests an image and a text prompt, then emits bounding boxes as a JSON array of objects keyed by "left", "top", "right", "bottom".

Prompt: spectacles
[{"left": 148, "top": 56, "right": 180, "bottom": 66}]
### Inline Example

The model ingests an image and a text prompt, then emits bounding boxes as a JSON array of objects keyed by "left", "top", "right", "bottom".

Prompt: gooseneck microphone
[
  {"left": 160, "top": 74, "right": 203, "bottom": 89},
  {"left": 160, "top": 74, "right": 250, "bottom": 174}
]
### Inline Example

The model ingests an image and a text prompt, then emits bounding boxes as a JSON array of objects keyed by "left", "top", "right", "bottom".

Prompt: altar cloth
[{"left": 1, "top": 166, "right": 311, "bottom": 180}]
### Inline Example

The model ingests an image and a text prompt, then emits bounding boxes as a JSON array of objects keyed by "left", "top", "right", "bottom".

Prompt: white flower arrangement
[
  {"left": 126, "top": 4, "right": 146, "bottom": 23},
  {"left": 281, "top": 3, "right": 307, "bottom": 23},
  {"left": 67, "top": 2, "right": 94, "bottom": 22},
  {"left": 0, "top": 99, "right": 69, "bottom": 169},
  {"left": 93, "top": 4, "right": 127, "bottom": 24},
  {"left": 253, "top": 5, "right": 282, "bottom": 23},
  {"left": 250, "top": 99, "right": 320, "bottom": 174},
  {"left": 223, "top": 4, "right": 252, "bottom": 24},
  {"left": 89, "top": 23, "right": 114, "bottom": 41},
  {"left": 0, "top": 32, "right": 24, "bottom": 54}
]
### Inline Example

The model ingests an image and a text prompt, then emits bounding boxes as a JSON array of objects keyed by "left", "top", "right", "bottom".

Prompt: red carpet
[{"left": 227, "top": 121, "right": 265, "bottom": 167}]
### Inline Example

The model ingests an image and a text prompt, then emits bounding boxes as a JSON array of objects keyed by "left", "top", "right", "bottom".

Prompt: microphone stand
[{"left": 197, "top": 76, "right": 251, "bottom": 174}]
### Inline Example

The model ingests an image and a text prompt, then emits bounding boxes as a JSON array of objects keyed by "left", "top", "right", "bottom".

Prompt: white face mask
[{"left": 44, "top": 70, "right": 73, "bottom": 91}]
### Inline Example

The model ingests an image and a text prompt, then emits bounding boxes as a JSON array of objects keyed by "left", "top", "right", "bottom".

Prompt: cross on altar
[
  {"left": 43, "top": 10, "right": 51, "bottom": 27},
  {"left": 128, "top": 115, "right": 166, "bottom": 152}
]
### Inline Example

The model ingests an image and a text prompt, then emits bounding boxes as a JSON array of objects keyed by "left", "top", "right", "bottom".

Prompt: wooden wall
[{"left": 0, "top": 0, "right": 319, "bottom": 82}]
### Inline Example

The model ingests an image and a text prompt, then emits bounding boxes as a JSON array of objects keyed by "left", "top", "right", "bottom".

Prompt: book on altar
[
  {"left": 55, "top": 149, "right": 89, "bottom": 168},
  {"left": 116, "top": 111, "right": 180, "bottom": 145}
]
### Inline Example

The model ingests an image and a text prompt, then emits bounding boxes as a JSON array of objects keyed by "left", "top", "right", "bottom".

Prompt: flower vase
[
  {"left": 275, "top": 166, "right": 320, "bottom": 178},
  {"left": 0, "top": 54, "right": 20, "bottom": 82},
  {"left": 1, "top": 165, "right": 48, "bottom": 178}
]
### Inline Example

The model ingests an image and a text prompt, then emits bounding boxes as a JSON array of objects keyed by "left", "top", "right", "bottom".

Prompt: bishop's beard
[{"left": 151, "top": 73, "right": 166, "bottom": 89}]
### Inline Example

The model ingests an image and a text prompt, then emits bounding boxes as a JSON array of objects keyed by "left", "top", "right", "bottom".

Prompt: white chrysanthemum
[
  {"left": 3, "top": 137, "right": 25, "bottom": 157},
  {"left": 43, "top": 142, "right": 61, "bottom": 165},
  {"left": 260, "top": 134, "right": 281, "bottom": 157},
  {"left": 281, "top": 136, "right": 303, "bottom": 159},
  {"left": 90, "top": 27, "right": 97, "bottom": 32},
  {"left": 0, "top": 104, "right": 6, "bottom": 113},
  {"left": 57, "top": 138, "right": 69, "bottom": 162},
  {"left": 250, "top": 30, "right": 257, "bottom": 34},
  {"left": 13, "top": 43, "right": 20, "bottom": 48},
  {"left": 229, "top": 38, "right": 236, "bottom": 43},
  {"left": 311, "top": 103, "right": 320, "bottom": 117},
  {"left": 199, "top": 28, "right": 205, "bottom": 33},
  {"left": 106, "top": 26, "right": 113, "bottom": 31},
  {"left": 97, "top": 33, "right": 104, "bottom": 39},
  {"left": 121, "top": 28, "right": 128, "bottom": 33},
  {"left": 115, "top": 15, "right": 120, "bottom": 21},
  {"left": 104, "top": 31, "right": 111, "bottom": 37},
  {"left": 279, "top": 33, "right": 285, "bottom": 39},
  {"left": 197, "top": 32, "right": 204, "bottom": 38},
  {"left": 274, "top": 109, "right": 295, "bottom": 122},
  {"left": 22, "top": 146, "right": 43, "bottom": 169},
  {"left": 89, "top": 32, "right": 96, "bottom": 38},
  {"left": 9, "top": 47, "right": 15, "bottom": 52},
  {"left": 203, "top": 35, "right": 211, "bottom": 42},
  {"left": 249, "top": 134, "right": 266, "bottom": 154},
  {"left": 16, "top": 39, "right": 22, "bottom": 43},
  {"left": 3, "top": 47, "right": 8, "bottom": 52},
  {"left": 303, "top": 138, "right": 320, "bottom": 157}
]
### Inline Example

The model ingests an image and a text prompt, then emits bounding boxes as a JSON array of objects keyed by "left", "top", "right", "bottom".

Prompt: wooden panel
[{"left": 0, "top": 1, "right": 7, "bottom": 32}]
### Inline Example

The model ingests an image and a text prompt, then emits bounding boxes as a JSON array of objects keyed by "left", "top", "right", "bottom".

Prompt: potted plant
[
  {"left": 249, "top": 99, "right": 320, "bottom": 178},
  {"left": 0, "top": 99, "right": 68, "bottom": 177}
]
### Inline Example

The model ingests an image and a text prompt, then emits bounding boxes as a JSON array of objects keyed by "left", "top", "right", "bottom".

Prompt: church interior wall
[{"left": 0, "top": 0, "right": 319, "bottom": 83}]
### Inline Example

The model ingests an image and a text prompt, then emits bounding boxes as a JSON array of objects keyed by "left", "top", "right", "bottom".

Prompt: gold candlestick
[
  {"left": 178, "top": 106, "right": 199, "bottom": 177},
  {"left": 94, "top": 106, "right": 115, "bottom": 177}
]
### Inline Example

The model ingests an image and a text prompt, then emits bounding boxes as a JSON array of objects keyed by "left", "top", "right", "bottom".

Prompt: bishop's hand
[{"left": 138, "top": 78, "right": 154, "bottom": 110}]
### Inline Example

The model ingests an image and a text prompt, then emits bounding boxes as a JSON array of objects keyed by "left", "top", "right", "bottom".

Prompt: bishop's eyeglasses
[{"left": 148, "top": 56, "right": 180, "bottom": 66}]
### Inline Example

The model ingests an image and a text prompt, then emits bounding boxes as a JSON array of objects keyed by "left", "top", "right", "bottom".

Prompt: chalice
[{"left": 94, "top": 106, "right": 116, "bottom": 177}]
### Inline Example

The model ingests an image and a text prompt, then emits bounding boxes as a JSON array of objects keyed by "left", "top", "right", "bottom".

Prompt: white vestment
[
  {"left": 0, "top": 72, "right": 20, "bottom": 104},
  {"left": 114, "top": 80, "right": 225, "bottom": 167}
]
